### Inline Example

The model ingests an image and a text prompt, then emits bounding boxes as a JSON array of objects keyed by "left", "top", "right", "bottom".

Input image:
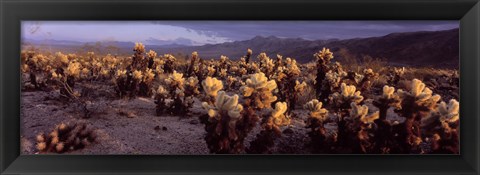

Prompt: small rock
[
  {"left": 162, "top": 126, "right": 167, "bottom": 131},
  {"left": 154, "top": 126, "right": 160, "bottom": 131}
]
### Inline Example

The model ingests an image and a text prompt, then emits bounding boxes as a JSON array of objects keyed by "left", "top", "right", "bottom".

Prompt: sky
[{"left": 22, "top": 21, "right": 459, "bottom": 46}]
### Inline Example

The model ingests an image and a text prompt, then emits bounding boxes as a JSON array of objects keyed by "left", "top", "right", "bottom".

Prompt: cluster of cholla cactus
[
  {"left": 36, "top": 122, "right": 96, "bottom": 154},
  {"left": 272, "top": 55, "right": 307, "bottom": 112},
  {"left": 114, "top": 43, "right": 159, "bottom": 98},
  {"left": 22, "top": 43, "right": 460, "bottom": 154},
  {"left": 201, "top": 71, "right": 283, "bottom": 153},
  {"left": 154, "top": 71, "right": 200, "bottom": 116},
  {"left": 306, "top": 76, "right": 459, "bottom": 154}
]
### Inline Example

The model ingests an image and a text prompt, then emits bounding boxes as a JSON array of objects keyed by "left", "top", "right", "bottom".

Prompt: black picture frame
[{"left": 1, "top": 0, "right": 479, "bottom": 174}]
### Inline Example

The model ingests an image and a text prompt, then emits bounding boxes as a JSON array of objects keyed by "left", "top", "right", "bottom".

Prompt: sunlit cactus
[
  {"left": 132, "top": 70, "right": 143, "bottom": 81},
  {"left": 258, "top": 53, "right": 275, "bottom": 78},
  {"left": 305, "top": 99, "right": 329, "bottom": 122},
  {"left": 248, "top": 102, "right": 290, "bottom": 154},
  {"left": 154, "top": 85, "right": 169, "bottom": 116},
  {"left": 304, "top": 99, "right": 333, "bottom": 153},
  {"left": 349, "top": 102, "right": 379, "bottom": 124},
  {"left": 36, "top": 122, "right": 96, "bottom": 154},
  {"left": 200, "top": 91, "right": 246, "bottom": 153},
  {"left": 245, "top": 48, "right": 253, "bottom": 63},
  {"left": 438, "top": 99, "right": 459, "bottom": 123},
  {"left": 347, "top": 102, "right": 380, "bottom": 153},
  {"left": 393, "top": 79, "right": 442, "bottom": 153},
  {"left": 226, "top": 76, "right": 237, "bottom": 90},
  {"left": 330, "top": 83, "right": 364, "bottom": 110},
  {"left": 202, "top": 76, "right": 224, "bottom": 104},
  {"left": 165, "top": 71, "right": 185, "bottom": 90},
  {"left": 314, "top": 47, "right": 334, "bottom": 64},
  {"left": 161, "top": 54, "right": 177, "bottom": 74},
  {"left": 397, "top": 79, "right": 441, "bottom": 111},
  {"left": 240, "top": 72, "right": 278, "bottom": 109},
  {"left": 65, "top": 62, "right": 82, "bottom": 78},
  {"left": 420, "top": 99, "right": 459, "bottom": 154},
  {"left": 146, "top": 50, "right": 157, "bottom": 69},
  {"left": 187, "top": 51, "right": 199, "bottom": 76},
  {"left": 373, "top": 85, "right": 401, "bottom": 120},
  {"left": 388, "top": 67, "right": 405, "bottom": 85},
  {"left": 314, "top": 48, "right": 335, "bottom": 102},
  {"left": 134, "top": 42, "right": 146, "bottom": 54}
]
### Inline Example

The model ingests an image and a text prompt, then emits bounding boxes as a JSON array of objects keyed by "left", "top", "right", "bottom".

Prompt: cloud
[
  {"left": 145, "top": 37, "right": 197, "bottom": 46},
  {"left": 153, "top": 21, "right": 459, "bottom": 40},
  {"left": 22, "top": 21, "right": 459, "bottom": 45}
]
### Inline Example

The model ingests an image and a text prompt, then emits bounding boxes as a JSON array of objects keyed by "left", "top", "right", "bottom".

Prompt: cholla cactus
[
  {"left": 132, "top": 70, "right": 143, "bottom": 81},
  {"left": 397, "top": 79, "right": 441, "bottom": 114},
  {"left": 226, "top": 76, "right": 237, "bottom": 90},
  {"left": 185, "top": 76, "right": 200, "bottom": 96},
  {"left": 373, "top": 85, "right": 401, "bottom": 120},
  {"left": 314, "top": 47, "right": 334, "bottom": 64},
  {"left": 218, "top": 55, "right": 229, "bottom": 70},
  {"left": 371, "top": 85, "right": 402, "bottom": 153},
  {"left": 305, "top": 99, "right": 329, "bottom": 122},
  {"left": 202, "top": 76, "right": 224, "bottom": 104},
  {"left": 136, "top": 68, "right": 156, "bottom": 97},
  {"left": 154, "top": 85, "right": 169, "bottom": 116},
  {"left": 438, "top": 99, "right": 459, "bottom": 123},
  {"left": 258, "top": 53, "right": 275, "bottom": 78},
  {"left": 330, "top": 83, "right": 364, "bottom": 110},
  {"left": 162, "top": 71, "right": 197, "bottom": 116},
  {"left": 187, "top": 51, "right": 199, "bottom": 77},
  {"left": 202, "top": 91, "right": 243, "bottom": 123},
  {"left": 284, "top": 58, "right": 301, "bottom": 76},
  {"left": 353, "top": 68, "right": 379, "bottom": 91},
  {"left": 207, "top": 65, "right": 216, "bottom": 76},
  {"left": 36, "top": 122, "right": 96, "bottom": 154},
  {"left": 218, "top": 68, "right": 228, "bottom": 78},
  {"left": 248, "top": 102, "right": 290, "bottom": 154},
  {"left": 393, "top": 79, "right": 441, "bottom": 153},
  {"left": 304, "top": 99, "right": 334, "bottom": 152},
  {"left": 349, "top": 103, "right": 379, "bottom": 125},
  {"left": 65, "top": 62, "right": 82, "bottom": 78},
  {"left": 55, "top": 52, "right": 70, "bottom": 66},
  {"left": 161, "top": 54, "right": 177, "bottom": 74},
  {"left": 388, "top": 67, "right": 405, "bottom": 85},
  {"left": 294, "top": 80, "right": 307, "bottom": 92},
  {"left": 347, "top": 102, "right": 380, "bottom": 153},
  {"left": 134, "top": 42, "right": 146, "bottom": 54},
  {"left": 245, "top": 48, "right": 253, "bottom": 63},
  {"left": 314, "top": 48, "right": 335, "bottom": 102},
  {"left": 146, "top": 50, "right": 157, "bottom": 69},
  {"left": 240, "top": 72, "right": 278, "bottom": 109},
  {"left": 200, "top": 91, "right": 246, "bottom": 153},
  {"left": 165, "top": 71, "right": 185, "bottom": 90},
  {"left": 269, "top": 102, "right": 290, "bottom": 127},
  {"left": 324, "top": 70, "right": 347, "bottom": 91},
  {"left": 421, "top": 99, "right": 459, "bottom": 154}
]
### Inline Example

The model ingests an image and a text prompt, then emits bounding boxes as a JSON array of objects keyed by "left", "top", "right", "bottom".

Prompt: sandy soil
[{"left": 20, "top": 83, "right": 312, "bottom": 154}]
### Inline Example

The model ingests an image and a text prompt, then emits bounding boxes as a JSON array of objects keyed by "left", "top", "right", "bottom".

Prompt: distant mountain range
[{"left": 22, "top": 28, "right": 459, "bottom": 68}]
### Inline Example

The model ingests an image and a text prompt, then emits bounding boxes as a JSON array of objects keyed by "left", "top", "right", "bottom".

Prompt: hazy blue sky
[{"left": 22, "top": 21, "right": 459, "bottom": 46}]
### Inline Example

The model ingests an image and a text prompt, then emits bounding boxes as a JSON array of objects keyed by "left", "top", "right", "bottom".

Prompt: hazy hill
[
  {"left": 23, "top": 28, "right": 459, "bottom": 68},
  {"left": 155, "top": 28, "right": 458, "bottom": 68}
]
